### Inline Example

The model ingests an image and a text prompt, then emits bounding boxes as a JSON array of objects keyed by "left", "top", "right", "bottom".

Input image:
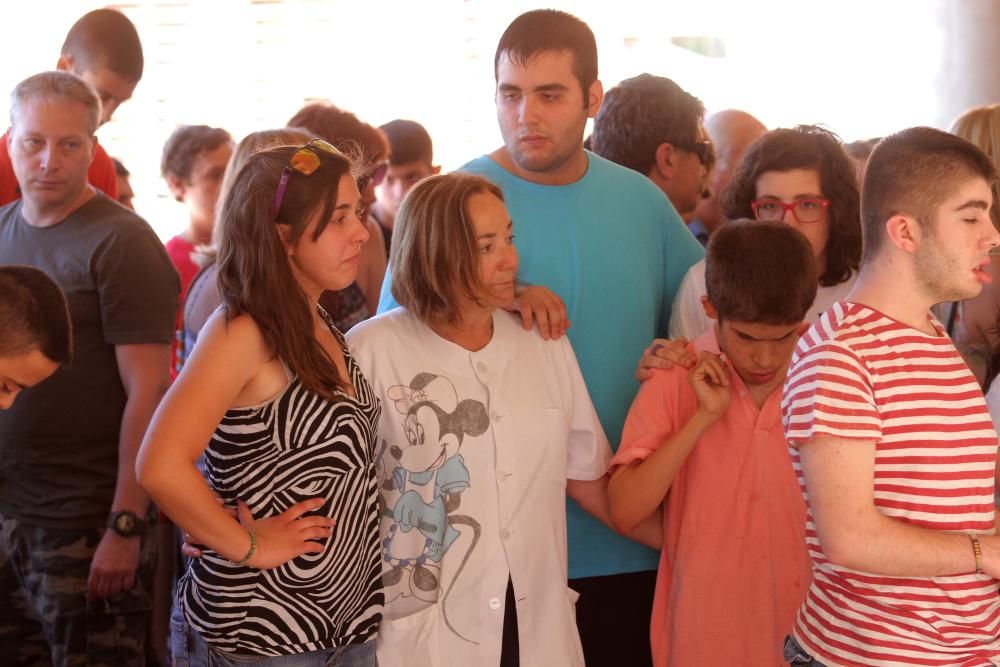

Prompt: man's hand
[
  {"left": 507, "top": 285, "right": 569, "bottom": 340},
  {"left": 636, "top": 337, "right": 696, "bottom": 381},
  {"left": 689, "top": 351, "right": 731, "bottom": 419},
  {"left": 88, "top": 530, "right": 141, "bottom": 600}
]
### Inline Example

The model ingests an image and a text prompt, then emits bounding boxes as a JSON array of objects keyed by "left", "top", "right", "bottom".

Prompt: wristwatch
[{"left": 107, "top": 510, "right": 147, "bottom": 538}]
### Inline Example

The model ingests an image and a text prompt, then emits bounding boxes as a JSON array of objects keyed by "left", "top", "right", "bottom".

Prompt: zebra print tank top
[{"left": 178, "top": 325, "right": 383, "bottom": 656}]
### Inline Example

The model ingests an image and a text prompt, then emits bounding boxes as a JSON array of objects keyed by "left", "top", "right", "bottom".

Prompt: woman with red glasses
[
  {"left": 137, "top": 140, "right": 382, "bottom": 666},
  {"left": 668, "top": 125, "right": 862, "bottom": 341}
]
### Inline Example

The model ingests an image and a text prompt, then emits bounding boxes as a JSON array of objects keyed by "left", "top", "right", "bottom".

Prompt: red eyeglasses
[{"left": 751, "top": 198, "right": 831, "bottom": 224}]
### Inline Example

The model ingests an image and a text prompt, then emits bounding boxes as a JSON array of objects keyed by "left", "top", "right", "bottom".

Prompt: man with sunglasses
[
  {"left": 378, "top": 10, "right": 704, "bottom": 667},
  {"left": 591, "top": 73, "right": 711, "bottom": 220},
  {"left": 0, "top": 71, "right": 178, "bottom": 665}
]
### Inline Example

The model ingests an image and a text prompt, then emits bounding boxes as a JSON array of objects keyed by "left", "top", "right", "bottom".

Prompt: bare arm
[
  {"left": 609, "top": 352, "right": 729, "bottom": 534},
  {"left": 608, "top": 411, "right": 716, "bottom": 535},
  {"left": 87, "top": 343, "right": 172, "bottom": 599},
  {"left": 568, "top": 476, "right": 662, "bottom": 550},
  {"left": 801, "top": 435, "right": 1000, "bottom": 577},
  {"left": 113, "top": 343, "right": 171, "bottom": 517},
  {"left": 136, "top": 312, "right": 332, "bottom": 568}
]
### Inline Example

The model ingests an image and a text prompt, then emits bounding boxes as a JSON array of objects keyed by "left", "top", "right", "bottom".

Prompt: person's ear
[
  {"left": 431, "top": 165, "right": 442, "bottom": 175},
  {"left": 885, "top": 214, "right": 920, "bottom": 253},
  {"left": 276, "top": 223, "right": 294, "bottom": 255},
  {"left": 653, "top": 143, "right": 677, "bottom": 180},
  {"left": 55, "top": 54, "right": 73, "bottom": 72},
  {"left": 586, "top": 79, "right": 604, "bottom": 118},
  {"left": 701, "top": 295, "right": 719, "bottom": 320},
  {"left": 165, "top": 174, "right": 186, "bottom": 203}
]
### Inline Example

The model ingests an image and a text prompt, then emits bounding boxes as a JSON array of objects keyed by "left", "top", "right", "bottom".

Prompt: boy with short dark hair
[
  {"left": 0, "top": 8, "right": 145, "bottom": 206},
  {"left": 160, "top": 124, "right": 233, "bottom": 298},
  {"left": 58, "top": 8, "right": 144, "bottom": 125},
  {"left": 373, "top": 119, "right": 440, "bottom": 255},
  {"left": 608, "top": 220, "right": 817, "bottom": 666},
  {"left": 0, "top": 265, "right": 72, "bottom": 409}
]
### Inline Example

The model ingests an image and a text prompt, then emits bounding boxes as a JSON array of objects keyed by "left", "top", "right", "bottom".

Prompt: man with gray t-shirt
[{"left": 0, "top": 71, "right": 177, "bottom": 665}]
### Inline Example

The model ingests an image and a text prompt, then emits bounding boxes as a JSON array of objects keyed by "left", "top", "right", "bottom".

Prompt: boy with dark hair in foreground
[
  {"left": 608, "top": 220, "right": 817, "bottom": 666},
  {"left": 0, "top": 265, "right": 72, "bottom": 409}
]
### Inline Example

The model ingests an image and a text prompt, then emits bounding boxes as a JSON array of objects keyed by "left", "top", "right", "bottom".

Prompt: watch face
[{"left": 114, "top": 512, "right": 136, "bottom": 535}]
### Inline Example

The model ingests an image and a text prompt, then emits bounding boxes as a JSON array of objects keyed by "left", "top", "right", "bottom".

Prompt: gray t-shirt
[{"left": 0, "top": 193, "right": 179, "bottom": 528}]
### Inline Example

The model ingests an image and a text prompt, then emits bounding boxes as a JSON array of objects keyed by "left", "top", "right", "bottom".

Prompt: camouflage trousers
[{"left": 0, "top": 511, "right": 155, "bottom": 666}]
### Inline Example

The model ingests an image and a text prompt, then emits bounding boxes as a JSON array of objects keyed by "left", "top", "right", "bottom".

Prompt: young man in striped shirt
[{"left": 782, "top": 127, "right": 1000, "bottom": 666}]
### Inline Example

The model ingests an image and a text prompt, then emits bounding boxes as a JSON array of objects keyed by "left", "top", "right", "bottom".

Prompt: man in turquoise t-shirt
[{"left": 378, "top": 10, "right": 703, "bottom": 666}]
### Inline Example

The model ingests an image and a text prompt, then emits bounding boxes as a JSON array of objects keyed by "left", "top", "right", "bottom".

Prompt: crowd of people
[{"left": 2, "top": 6, "right": 1000, "bottom": 667}]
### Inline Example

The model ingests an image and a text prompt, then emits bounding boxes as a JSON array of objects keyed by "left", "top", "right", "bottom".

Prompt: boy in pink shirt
[{"left": 608, "top": 220, "right": 817, "bottom": 666}]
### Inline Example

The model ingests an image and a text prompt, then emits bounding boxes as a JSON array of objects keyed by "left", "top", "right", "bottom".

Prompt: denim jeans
[
  {"left": 783, "top": 635, "right": 828, "bottom": 667},
  {"left": 169, "top": 600, "right": 377, "bottom": 667}
]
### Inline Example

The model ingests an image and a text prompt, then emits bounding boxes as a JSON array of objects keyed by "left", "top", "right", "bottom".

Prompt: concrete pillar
[{"left": 936, "top": 0, "right": 1000, "bottom": 128}]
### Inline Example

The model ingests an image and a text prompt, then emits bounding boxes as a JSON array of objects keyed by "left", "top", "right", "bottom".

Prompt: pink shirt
[{"left": 611, "top": 329, "right": 811, "bottom": 667}]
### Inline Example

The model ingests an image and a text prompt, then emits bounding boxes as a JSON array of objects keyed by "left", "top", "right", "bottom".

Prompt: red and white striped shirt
[{"left": 782, "top": 301, "right": 1000, "bottom": 667}]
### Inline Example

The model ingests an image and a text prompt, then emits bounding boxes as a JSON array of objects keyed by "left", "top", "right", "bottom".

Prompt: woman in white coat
[{"left": 347, "top": 173, "right": 660, "bottom": 667}]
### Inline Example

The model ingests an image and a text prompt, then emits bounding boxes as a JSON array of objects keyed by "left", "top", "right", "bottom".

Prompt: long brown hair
[
  {"left": 216, "top": 143, "right": 355, "bottom": 396},
  {"left": 194, "top": 127, "right": 313, "bottom": 267}
]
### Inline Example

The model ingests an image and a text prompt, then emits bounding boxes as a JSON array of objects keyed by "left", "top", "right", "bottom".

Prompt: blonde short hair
[
  {"left": 10, "top": 71, "right": 101, "bottom": 136},
  {"left": 950, "top": 104, "right": 1000, "bottom": 225},
  {"left": 390, "top": 173, "right": 504, "bottom": 325},
  {"left": 950, "top": 104, "right": 1000, "bottom": 160}
]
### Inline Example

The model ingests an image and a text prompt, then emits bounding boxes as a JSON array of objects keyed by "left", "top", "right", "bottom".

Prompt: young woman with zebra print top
[{"left": 137, "top": 140, "right": 382, "bottom": 665}]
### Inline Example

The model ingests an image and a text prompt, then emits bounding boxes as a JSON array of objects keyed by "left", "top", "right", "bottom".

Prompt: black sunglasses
[{"left": 673, "top": 139, "right": 713, "bottom": 167}]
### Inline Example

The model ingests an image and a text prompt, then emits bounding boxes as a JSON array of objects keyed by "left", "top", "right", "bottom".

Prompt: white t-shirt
[
  {"left": 986, "top": 379, "right": 1000, "bottom": 431},
  {"left": 668, "top": 258, "right": 857, "bottom": 338},
  {"left": 347, "top": 308, "right": 611, "bottom": 667}
]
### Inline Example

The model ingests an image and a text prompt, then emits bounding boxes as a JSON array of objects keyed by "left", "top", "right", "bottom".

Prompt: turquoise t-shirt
[{"left": 378, "top": 151, "right": 705, "bottom": 578}]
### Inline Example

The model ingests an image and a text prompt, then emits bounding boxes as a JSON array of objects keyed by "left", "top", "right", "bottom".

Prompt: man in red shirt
[
  {"left": 1, "top": 8, "right": 143, "bottom": 205},
  {"left": 782, "top": 128, "right": 1000, "bottom": 665}
]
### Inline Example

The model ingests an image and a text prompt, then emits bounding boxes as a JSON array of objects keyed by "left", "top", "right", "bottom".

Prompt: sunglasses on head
[{"left": 272, "top": 138, "right": 346, "bottom": 221}]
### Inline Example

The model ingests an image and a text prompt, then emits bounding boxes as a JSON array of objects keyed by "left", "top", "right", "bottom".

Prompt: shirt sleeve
[
  {"left": 377, "top": 266, "right": 401, "bottom": 314},
  {"left": 556, "top": 336, "right": 613, "bottom": 481},
  {"left": 669, "top": 261, "right": 710, "bottom": 339},
  {"left": 781, "top": 339, "right": 882, "bottom": 446},
  {"left": 90, "top": 143, "right": 120, "bottom": 201},
  {"left": 659, "top": 200, "right": 705, "bottom": 337},
  {"left": 609, "top": 368, "right": 680, "bottom": 475},
  {"left": 95, "top": 220, "right": 180, "bottom": 345}
]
